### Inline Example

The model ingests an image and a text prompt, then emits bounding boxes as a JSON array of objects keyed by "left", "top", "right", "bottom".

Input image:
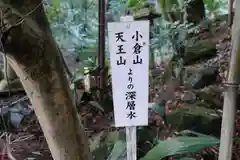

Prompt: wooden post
[
  {"left": 98, "top": 0, "right": 106, "bottom": 89},
  {"left": 218, "top": 1, "right": 240, "bottom": 159}
]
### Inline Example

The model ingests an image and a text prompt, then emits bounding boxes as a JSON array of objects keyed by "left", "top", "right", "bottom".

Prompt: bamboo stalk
[{"left": 218, "top": 1, "right": 240, "bottom": 159}]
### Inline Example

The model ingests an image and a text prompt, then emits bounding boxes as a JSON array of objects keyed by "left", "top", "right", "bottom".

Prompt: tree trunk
[
  {"left": 218, "top": 0, "right": 240, "bottom": 159},
  {"left": 183, "top": 0, "right": 205, "bottom": 24},
  {"left": 0, "top": 41, "right": 73, "bottom": 92},
  {"left": 228, "top": 0, "right": 234, "bottom": 26},
  {"left": 0, "top": 1, "right": 90, "bottom": 160}
]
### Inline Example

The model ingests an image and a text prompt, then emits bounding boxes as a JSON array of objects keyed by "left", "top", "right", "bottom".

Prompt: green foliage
[
  {"left": 127, "top": 0, "right": 140, "bottom": 8},
  {"left": 90, "top": 131, "right": 123, "bottom": 160},
  {"left": 204, "top": 0, "right": 227, "bottom": 19},
  {"left": 151, "top": 18, "right": 197, "bottom": 59},
  {"left": 140, "top": 136, "right": 219, "bottom": 160},
  {"left": 52, "top": 0, "right": 60, "bottom": 8},
  {"left": 158, "top": 0, "right": 177, "bottom": 12},
  {"left": 124, "top": 0, "right": 227, "bottom": 65},
  {"left": 44, "top": 0, "right": 98, "bottom": 55},
  {"left": 107, "top": 0, "right": 126, "bottom": 22},
  {"left": 140, "top": 130, "right": 239, "bottom": 160},
  {"left": 43, "top": 1, "right": 233, "bottom": 160},
  {"left": 126, "top": 0, "right": 227, "bottom": 21},
  {"left": 90, "top": 128, "right": 240, "bottom": 160},
  {"left": 149, "top": 103, "right": 165, "bottom": 117},
  {"left": 107, "top": 140, "right": 126, "bottom": 160},
  {"left": 44, "top": 0, "right": 228, "bottom": 71},
  {"left": 125, "top": 0, "right": 181, "bottom": 14},
  {"left": 45, "top": 5, "right": 63, "bottom": 23}
]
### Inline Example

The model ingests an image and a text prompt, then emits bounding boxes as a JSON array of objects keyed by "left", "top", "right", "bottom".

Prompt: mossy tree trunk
[{"left": 0, "top": 0, "right": 90, "bottom": 160}]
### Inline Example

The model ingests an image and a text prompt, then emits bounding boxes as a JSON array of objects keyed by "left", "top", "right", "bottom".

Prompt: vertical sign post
[{"left": 108, "top": 16, "right": 149, "bottom": 160}]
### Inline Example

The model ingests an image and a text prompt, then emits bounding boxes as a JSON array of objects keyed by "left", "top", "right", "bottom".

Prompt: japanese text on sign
[
  {"left": 108, "top": 20, "right": 149, "bottom": 127},
  {"left": 126, "top": 68, "right": 137, "bottom": 119}
]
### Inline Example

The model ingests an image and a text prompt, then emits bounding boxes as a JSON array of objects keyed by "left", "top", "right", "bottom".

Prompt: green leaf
[
  {"left": 120, "top": 0, "right": 127, "bottom": 4},
  {"left": 140, "top": 136, "right": 220, "bottom": 160},
  {"left": 158, "top": 0, "right": 173, "bottom": 12},
  {"left": 104, "top": 131, "right": 119, "bottom": 147},
  {"left": 90, "top": 131, "right": 121, "bottom": 159},
  {"left": 89, "top": 131, "right": 105, "bottom": 152},
  {"left": 52, "top": 0, "right": 60, "bottom": 8},
  {"left": 107, "top": 140, "right": 126, "bottom": 160},
  {"left": 177, "top": 0, "right": 184, "bottom": 9},
  {"left": 88, "top": 101, "right": 105, "bottom": 112},
  {"left": 127, "top": 0, "right": 139, "bottom": 8},
  {"left": 149, "top": 103, "right": 165, "bottom": 117},
  {"left": 178, "top": 130, "right": 216, "bottom": 137},
  {"left": 83, "top": 67, "right": 90, "bottom": 74}
]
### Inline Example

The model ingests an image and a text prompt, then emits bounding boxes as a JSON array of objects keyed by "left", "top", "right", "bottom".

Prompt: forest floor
[{"left": 0, "top": 19, "right": 237, "bottom": 160}]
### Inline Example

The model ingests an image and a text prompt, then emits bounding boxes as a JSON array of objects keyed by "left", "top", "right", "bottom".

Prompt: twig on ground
[
  {"left": 0, "top": 134, "right": 17, "bottom": 160},
  {"left": 11, "top": 134, "right": 34, "bottom": 144},
  {"left": 5, "top": 134, "right": 17, "bottom": 160},
  {"left": 0, "top": 133, "right": 7, "bottom": 139}
]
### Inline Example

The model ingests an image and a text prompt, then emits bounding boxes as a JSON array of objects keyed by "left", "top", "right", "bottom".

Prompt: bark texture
[
  {"left": 228, "top": 0, "right": 234, "bottom": 26},
  {"left": 0, "top": 0, "right": 90, "bottom": 160},
  {"left": 218, "top": 1, "right": 240, "bottom": 159},
  {"left": 0, "top": 57, "right": 23, "bottom": 92}
]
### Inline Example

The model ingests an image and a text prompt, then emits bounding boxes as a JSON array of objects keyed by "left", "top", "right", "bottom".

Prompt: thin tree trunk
[
  {"left": 218, "top": 0, "right": 240, "bottom": 159},
  {"left": 228, "top": 0, "right": 234, "bottom": 26},
  {"left": 0, "top": 1, "right": 90, "bottom": 160}
]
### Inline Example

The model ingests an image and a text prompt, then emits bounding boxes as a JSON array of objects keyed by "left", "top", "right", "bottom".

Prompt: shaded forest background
[{"left": 0, "top": 0, "right": 238, "bottom": 160}]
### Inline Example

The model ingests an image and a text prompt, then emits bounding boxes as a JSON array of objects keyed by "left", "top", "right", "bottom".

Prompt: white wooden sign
[{"left": 107, "top": 20, "right": 149, "bottom": 127}]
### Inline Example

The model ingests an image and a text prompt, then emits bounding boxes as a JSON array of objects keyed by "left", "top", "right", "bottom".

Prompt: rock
[
  {"left": 195, "top": 85, "right": 223, "bottom": 109},
  {"left": 184, "top": 0, "right": 205, "bottom": 24},
  {"left": 181, "top": 90, "right": 196, "bottom": 103},
  {"left": 183, "top": 40, "right": 217, "bottom": 65},
  {"left": 148, "top": 103, "right": 166, "bottom": 117},
  {"left": 151, "top": 69, "right": 164, "bottom": 78},
  {"left": 154, "top": 84, "right": 177, "bottom": 104},
  {"left": 183, "top": 66, "right": 218, "bottom": 89},
  {"left": 197, "top": 86, "right": 240, "bottom": 110},
  {"left": 166, "top": 104, "right": 222, "bottom": 137}
]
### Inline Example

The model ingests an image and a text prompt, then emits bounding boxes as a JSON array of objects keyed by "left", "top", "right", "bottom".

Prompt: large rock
[
  {"left": 152, "top": 79, "right": 179, "bottom": 104},
  {"left": 166, "top": 104, "right": 222, "bottom": 137},
  {"left": 195, "top": 85, "right": 223, "bottom": 109},
  {"left": 181, "top": 90, "right": 196, "bottom": 103},
  {"left": 195, "top": 85, "right": 240, "bottom": 110},
  {"left": 183, "top": 65, "right": 218, "bottom": 89},
  {"left": 183, "top": 40, "right": 217, "bottom": 65}
]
